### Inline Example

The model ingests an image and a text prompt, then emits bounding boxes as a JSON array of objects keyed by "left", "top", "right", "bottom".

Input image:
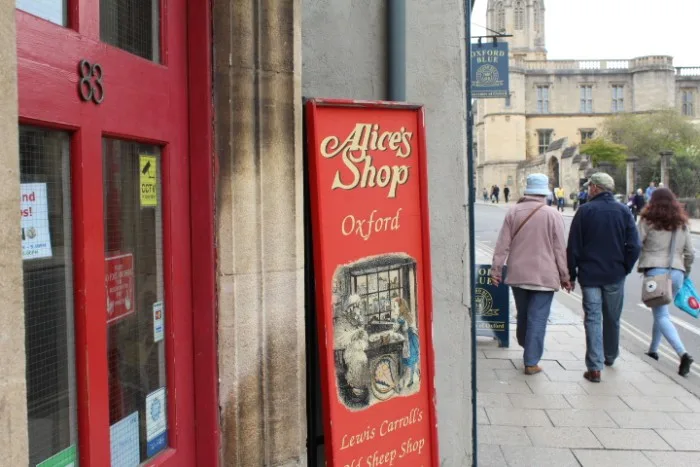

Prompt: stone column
[
  {"left": 626, "top": 156, "right": 639, "bottom": 196},
  {"left": 0, "top": 1, "right": 27, "bottom": 465},
  {"left": 213, "top": 1, "right": 306, "bottom": 466},
  {"left": 660, "top": 150, "right": 673, "bottom": 187}
]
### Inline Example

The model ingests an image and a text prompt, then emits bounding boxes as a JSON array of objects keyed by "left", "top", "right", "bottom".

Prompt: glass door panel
[
  {"left": 103, "top": 139, "right": 168, "bottom": 464},
  {"left": 20, "top": 126, "right": 78, "bottom": 467}
]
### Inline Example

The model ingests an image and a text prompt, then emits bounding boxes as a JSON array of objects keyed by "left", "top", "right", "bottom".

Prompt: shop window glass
[
  {"left": 20, "top": 126, "right": 78, "bottom": 467},
  {"left": 103, "top": 139, "right": 168, "bottom": 464},
  {"left": 101, "top": 0, "right": 160, "bottom": 62},
  {"left": 16, "top": 0, "right": 67, "bottom": 26}
]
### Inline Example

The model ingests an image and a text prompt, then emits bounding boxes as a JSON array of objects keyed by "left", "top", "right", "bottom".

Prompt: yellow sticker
[{"left": 140, "top": 155, "right": 158, "bottom": 207}]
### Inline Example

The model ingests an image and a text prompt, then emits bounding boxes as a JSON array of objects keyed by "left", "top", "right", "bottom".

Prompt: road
[{"left": 474, "top": 202, "right": 700, "bottom": 396}]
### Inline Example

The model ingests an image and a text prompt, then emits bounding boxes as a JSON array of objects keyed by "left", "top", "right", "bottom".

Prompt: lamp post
[
  {"left": 626, "top": 156, "right": 639, "bottom": 196},
  {"left": 659, "top": 150, "right": 673, "bottom": 188}
]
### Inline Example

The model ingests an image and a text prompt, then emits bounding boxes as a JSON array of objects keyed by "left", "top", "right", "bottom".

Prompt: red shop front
[{"left": 16, "top": 1, "right": 217, "bottom": 466}]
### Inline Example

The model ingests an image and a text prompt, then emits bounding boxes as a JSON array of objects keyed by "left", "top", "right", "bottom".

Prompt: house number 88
[{"left": 78, "top": 59, "right": 104, "bottom": 104}]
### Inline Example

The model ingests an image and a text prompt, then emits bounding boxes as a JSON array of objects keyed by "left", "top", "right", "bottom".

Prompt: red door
[{"left": 17, "top": 1, "right": 196, "bottom": 465}]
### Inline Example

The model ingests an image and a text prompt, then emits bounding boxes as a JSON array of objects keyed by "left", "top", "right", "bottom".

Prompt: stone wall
[
  {"left": 303, "top": 0, "right": 473, "bottom": 464},
  {"left": 0, "top": 0, "right": 26, "bottom": 464},
  {"left": 213, "top": 1, "right": 306, "bottom": 466}
]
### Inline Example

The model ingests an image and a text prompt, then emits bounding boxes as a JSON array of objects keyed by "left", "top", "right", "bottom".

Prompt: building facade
[
  {"left": 1, "top": 1, "right": 473, "bottom": 466},
  {"left": 476, "top": 0, "right": 700, "bottom": 197}
]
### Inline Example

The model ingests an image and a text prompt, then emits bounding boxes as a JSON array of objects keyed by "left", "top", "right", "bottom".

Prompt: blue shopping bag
[{"left": 674, "top": 277, "right": 700, "bottom": 318}]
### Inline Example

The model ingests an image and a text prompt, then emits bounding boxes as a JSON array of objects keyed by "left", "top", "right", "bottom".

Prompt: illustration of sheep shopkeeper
[{"left": 332, "top": 253, "right": 421, "bottom": 411}]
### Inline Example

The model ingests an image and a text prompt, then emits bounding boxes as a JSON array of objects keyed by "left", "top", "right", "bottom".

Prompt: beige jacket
[
  {"left": 491, "top": 196, "right": 569, "bottom": 290},
  {"left": 637, "top": 220, "right": 695, "bottom": 273}
]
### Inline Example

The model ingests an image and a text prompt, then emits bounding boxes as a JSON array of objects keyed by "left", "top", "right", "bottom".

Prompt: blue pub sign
[
  {"left": 475, "top": 264, "right": 510, "bottom": 348},
  {"left": 470, "top": 41, "right": 510, "bottom": 99}
]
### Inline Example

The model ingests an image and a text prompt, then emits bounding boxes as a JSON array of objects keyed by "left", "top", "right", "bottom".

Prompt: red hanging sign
[
  {"left": 305, "top": 99, "right": 439, "bottom": 467},
  {"left": 105, "top": 253, "right": 135, "bottom": 324}
]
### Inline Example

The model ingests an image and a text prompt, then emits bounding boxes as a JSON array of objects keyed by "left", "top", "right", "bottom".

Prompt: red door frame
[
  {"left": 16, "top": 0, "right": 219, "bottom": 465},
  {"left": 186, "top": 1, "right": 220, "bottom": 466}
]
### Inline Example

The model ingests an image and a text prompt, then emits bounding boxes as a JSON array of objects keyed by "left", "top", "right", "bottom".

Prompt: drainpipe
[
  {"left": 463, "top": 1, "right": 478, "bottom": 466},
  {"left": 387, "top": 0, "right": 406, "bottom": 101}
]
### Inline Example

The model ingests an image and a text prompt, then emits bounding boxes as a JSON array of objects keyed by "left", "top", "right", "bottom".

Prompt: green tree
[
  {"left": 601, "top": 109, "right": 700, "bottom": 198},
  {"left": 579, "top": 138, "right": 627, "bottom": 166}
]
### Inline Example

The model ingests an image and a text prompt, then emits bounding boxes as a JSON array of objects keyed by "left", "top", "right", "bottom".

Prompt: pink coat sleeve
[
  {"left": 491, "top": 211, "right": 513, "bottom": 277},
  {"left": 552, "top": 212, "right": 570, "bottom": 282}
]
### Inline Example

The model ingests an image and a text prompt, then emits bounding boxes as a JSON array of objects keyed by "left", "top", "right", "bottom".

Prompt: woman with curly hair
[{"left": 637, "top": 188, "right": 695, "bottom": 376}]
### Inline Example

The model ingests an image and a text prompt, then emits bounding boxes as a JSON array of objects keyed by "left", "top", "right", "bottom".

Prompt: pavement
[
  {"left": 475, "top": 237, "right": 700, "bottom": 466},
  {"left": 479, "top": 199, "right": 700, "bottom": 234}
]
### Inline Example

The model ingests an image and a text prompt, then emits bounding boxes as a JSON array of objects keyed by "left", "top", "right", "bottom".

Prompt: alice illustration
[{"left": 392, "top": 297, "right": 420, "bottom": 389}]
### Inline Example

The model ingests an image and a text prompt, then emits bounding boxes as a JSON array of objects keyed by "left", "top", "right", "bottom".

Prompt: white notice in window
[{"left": 21, "top": 183, "right": 53, "bottom": 260}]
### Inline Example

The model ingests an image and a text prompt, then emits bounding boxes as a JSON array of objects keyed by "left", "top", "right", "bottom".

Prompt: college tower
[{"left": 475, "top": 0, "right": 700, "bottom": 196}]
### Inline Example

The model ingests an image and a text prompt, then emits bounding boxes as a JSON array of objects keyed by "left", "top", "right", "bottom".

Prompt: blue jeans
[
  {"left": 512, "top": 287, "right": 554, "bottom": 366},
  {"left": 646, "top": 268, "right": 686, "bottom": 356},
  {"left": 582, "top": 280, "right": 625, "bottom": 371}
]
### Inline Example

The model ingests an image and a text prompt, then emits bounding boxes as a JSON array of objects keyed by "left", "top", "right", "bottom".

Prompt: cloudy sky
[{"left": 471, "top": 0, "right": 700, "bottom": 67}]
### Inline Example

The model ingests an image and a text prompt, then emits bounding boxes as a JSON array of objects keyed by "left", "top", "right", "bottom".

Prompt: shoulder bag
[
  {"left": 511, "top": 204, "right": 545, "bottom": 240},
  {"left": 642, "top": 229, "right": 678, "bottom": 307}
]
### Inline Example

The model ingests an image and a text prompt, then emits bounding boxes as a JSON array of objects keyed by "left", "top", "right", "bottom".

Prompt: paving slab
[
  {"left": 606, "top": 410, "right": 682, "bottom": 429},
  {"left": 483, "top": 349, "right": 527, "bottom": 360},
  {"left": 631, "top": 382, "right": 694, "bottom": 398},
  {"left": 655, "top": 429, "right": 700, "bottom": 451},
  {"left": 500, "top": 446, "right": 580, "bottom": 467},
  {"left": 525, "top": 426, "right": 602, "bottom": 448},
  {"left": 485, "top": 407, "right": 552, "bottom": 427},
  {"left": 564, "top": 394, "right": 631, "bottom": 411},
  {"left": 678, "top": 395, "right": 700, "bottom": 412},
  {"left": 477, "top": 406, "right": 489, "bottom": 425},
  {"left": 476, "top": 393, "right": 512, "bottom": 408},
  {"left": 477, "top": 425, "right": 532, "bottom": 447},
  {"left": 621, "top": 395, "right": 691, "bottom": 412},
  {"left": 573, "top": 449, "right": 655, "bottom": 467},
  {"left": 544, "top": 369, "right": 588, "bottom": 382},
  {"left": 590, "top": 427, "right": 672, "bottom": 450},
  {"left": 508, "top": 394, "right": 571, "bottom": 410},
  {"left": 478, "top": 380, "right": 533, "bottom": 394},
  {"left": 581, "top": 380, "right": 643, "bottom": 396},
  {"left": 493, "top": 368, "right": 550, "bottom": 382},
  {"left": 546, "top": 409, "right": 617, "bottom": 428},
  {"left": 558, "top": 360, "right": 588, "bottom": 371},
  {"left": 643, "top": 450, "right": 700, "bottom": 467},
  {"left": 527, "top": 381, "right": 587, "bottom": 395},
  {"left": 479, "top": 358, "right": 517, "bottom": 370},
  {"left": 669, "top": 412, "right": 700, "bottom": 429},
  {"left": 476, "top": 445, "right": 506, "bottom": 467}
]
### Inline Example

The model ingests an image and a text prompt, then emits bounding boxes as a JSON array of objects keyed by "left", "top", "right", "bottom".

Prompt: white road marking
[{"left": 475, "top": 238, "right": 700, "bottom": 378}]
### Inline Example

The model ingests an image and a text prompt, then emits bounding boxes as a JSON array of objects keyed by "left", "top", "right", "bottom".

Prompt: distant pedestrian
[
  {"left": 576, "top": 187, "right": 588, "bottom": 209},
  {"left": 631, "top": 188, "right": 645, "bottom": 221},
  {"left": 503, "top": 186, "right": 510, "bottom": 203},
  {"left": 491, "top": 173, "right": 571, "bottom": 375},
  {"left": 491, "top": 185, "right": 500, "bottom": 203},
  {"left": 483, "top": 187, "right": 488, "bottom": 202},
  {"left": 645, "top": 181, "right": 656, "bottom": 201},
  {"left": 637, "top": 188, "right": 695, "bottom": 376},
  {"left": 555, "top": 186, "right": 565, "bottom": 212},
  {"left": 546, "top": 190, "right": 553, "bottom": 206},
  {"left": 567, "top": 173, "right": 641, "bottom": 383}
]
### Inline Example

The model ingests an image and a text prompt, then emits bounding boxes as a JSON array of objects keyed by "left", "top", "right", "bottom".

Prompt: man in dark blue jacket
[{"left": 567, "top": 173, "right": 641, "bottom": 383}]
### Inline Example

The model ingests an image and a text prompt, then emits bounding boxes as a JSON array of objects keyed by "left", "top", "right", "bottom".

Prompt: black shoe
[
  {"left": 604, "top": 360, "right": 614, "bottom": 367},
  {"left": 679, "top": 353, "right": 694, "bottom": 377},
  {"left": 646, "top": 352, "right": 659, "bottom": 361},
  {"left": 583, "top": 370, "right": 601, "bottom": 383}
]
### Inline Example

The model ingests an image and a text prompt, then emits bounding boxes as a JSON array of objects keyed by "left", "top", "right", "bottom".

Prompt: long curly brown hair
[{"left": 640, "top": 187, "right": 688, "bottom": 231}]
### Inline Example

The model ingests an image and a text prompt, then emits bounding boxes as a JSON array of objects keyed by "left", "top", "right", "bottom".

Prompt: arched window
[
  {"left": 496, "top": 2, "right": 505, "bottom": 32},
  {"left": 514, "top": 1, "right": 524, "bottom": 30},
  {"left": 533, "top": 1, "right": 542, "bottom": 31}
]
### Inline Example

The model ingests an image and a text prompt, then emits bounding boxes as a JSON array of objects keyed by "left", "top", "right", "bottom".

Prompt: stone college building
[{"left": 475, "top": 0, "right": 700, "bottom": 197}]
